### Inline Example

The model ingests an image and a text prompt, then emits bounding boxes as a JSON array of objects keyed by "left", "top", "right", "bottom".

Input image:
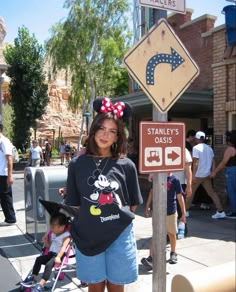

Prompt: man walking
[
  {"left": 0, "top": 123, "right": 16, "bottom": 225},
  {"left": 186, "top": 131, "right": 226, "bottom": 219}
]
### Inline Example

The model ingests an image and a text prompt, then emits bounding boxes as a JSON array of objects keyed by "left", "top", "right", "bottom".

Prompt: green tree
[
  {"left": 46, "top": 0, "right": 131, "bottom": 128},
  {"left": 2, "top": 103, "right": 14, "bottom": 140},
  {"left": 4, "top": 27, "right": 49, "bottom": 150}
]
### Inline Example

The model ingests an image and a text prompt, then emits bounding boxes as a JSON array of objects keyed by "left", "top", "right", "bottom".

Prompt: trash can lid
[{"left": 222, "top": 5, "right": 236, "bottom": 15}]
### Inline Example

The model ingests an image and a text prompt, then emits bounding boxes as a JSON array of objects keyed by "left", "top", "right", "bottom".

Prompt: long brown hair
[
  {"left": 226, "top": 130, "right": 236, "bottom": 148},
  {"left": 86, "top": 113, "right": 127, "bottom": 159}
]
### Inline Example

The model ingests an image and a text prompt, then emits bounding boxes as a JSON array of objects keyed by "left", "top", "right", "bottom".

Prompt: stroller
[{"left": 20, "top": 199, "right": 87, "bottom": 291}]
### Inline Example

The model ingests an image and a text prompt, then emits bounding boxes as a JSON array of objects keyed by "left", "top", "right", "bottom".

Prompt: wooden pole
[{"left": 152, "top": 110, "right": 167, "bottom": 292}]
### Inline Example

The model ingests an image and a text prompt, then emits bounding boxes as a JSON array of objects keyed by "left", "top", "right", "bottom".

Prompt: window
[{"left": 229, "top": 111, "right": 236, "bottom": 130}]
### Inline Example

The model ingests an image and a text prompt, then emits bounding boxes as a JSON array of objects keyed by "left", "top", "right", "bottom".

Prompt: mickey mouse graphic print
[{"left": 66, "top": 154, "right": 142, "bottom": 256}]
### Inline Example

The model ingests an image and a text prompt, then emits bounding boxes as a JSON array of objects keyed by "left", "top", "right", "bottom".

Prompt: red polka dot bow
[{"left": 100, "top": 98, "right": 125, "bottom": 118}]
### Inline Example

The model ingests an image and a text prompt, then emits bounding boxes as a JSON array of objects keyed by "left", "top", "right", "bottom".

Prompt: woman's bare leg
[
  {"left": 107, "top": 281, "right": 124, "bottom": 292},
  {"left": 88, "top": 281, "right": 106, "bottom": 292}
]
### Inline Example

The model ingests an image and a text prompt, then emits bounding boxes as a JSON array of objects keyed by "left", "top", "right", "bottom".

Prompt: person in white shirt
[
  {"left": 186, "top": 131, "right": 226, "bottom": 219},
  {"left": 0, "top": 123, "right": 16, "bottom": 225},
  {"left": 59, "top": 141, "right": 66, "bottom": 165},
  {"left": 29, "top": 140, "right": 43, "bottom": 167}
]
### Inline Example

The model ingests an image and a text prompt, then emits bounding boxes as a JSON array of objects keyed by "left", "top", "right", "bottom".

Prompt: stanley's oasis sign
[{"left": 139, "top": 122, "right": 185, "bottom": 173}]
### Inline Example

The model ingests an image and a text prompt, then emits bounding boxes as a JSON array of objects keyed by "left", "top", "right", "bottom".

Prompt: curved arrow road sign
[{"left": 123, "top": 19, "right": 200, "bottom": 113}]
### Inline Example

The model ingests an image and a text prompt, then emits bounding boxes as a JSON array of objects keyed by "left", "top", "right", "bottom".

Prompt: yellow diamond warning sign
[{"left": 123, "top": 19, "right": 200, "bottom": 113}]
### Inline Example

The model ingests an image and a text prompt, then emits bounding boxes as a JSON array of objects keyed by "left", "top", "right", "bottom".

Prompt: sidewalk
[{"left": 0, "top": 170, "right": 235, "bottom": 291}]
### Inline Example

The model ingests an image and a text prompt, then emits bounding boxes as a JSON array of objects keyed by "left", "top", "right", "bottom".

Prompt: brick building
[{"left": 168, "top": 9, "right": 236, "bottom": 198}]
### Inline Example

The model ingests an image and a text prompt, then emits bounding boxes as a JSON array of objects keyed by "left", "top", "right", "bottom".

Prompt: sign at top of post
[
  {"left": 139, "top": 0, "right": 186, "bottom": 14},
  {"left": 123, "top": 19, "right": 200, "bottom": 113}
]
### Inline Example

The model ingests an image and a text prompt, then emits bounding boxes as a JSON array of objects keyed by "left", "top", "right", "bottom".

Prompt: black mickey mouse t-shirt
[{"left": 65, "top": 154, "right": 143, "bottom": 256}]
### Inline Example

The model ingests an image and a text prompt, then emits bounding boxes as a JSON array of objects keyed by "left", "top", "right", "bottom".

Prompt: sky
[{"left": 0, "top": 0, "right": 232, "bottom": 45}]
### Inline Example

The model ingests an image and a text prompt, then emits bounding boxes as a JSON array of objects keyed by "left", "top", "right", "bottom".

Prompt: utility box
[
  {"left": 222, "top": 5, "right": 236, "bottom": 46},
  {"left": 24, "top": 167, "right": 37, "bottom": 241},
  {"left": 34, "top": 167, "right": 68, "bottom": 243}
]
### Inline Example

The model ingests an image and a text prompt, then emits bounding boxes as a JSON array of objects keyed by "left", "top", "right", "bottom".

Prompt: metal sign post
[
  {"left": 123, "top": 3, "right": 198, "bottom": 291},
  {"left": 152, "top": 109, "right": 167, "bottom": 292}
]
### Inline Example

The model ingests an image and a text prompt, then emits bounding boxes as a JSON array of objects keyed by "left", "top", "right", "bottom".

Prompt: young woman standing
[{"left": 65, "top": 97, "right": 143, "bottom": 292}]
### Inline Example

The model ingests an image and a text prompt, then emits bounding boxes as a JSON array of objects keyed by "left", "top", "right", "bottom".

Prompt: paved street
[{"left": 0, "top": 168, "right": 235, "bottom": 291}]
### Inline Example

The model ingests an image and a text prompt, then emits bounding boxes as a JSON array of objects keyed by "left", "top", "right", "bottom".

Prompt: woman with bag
[{"left": 65, "top": 97, "right": 143, "bottom": 292}]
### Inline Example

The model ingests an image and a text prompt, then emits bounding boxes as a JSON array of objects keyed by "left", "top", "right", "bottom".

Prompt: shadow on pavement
[
  {"left": 0, "top": 233, "right": 40, "bottom": 258},
  {"left": 186, "top": 209, "right": 236, "bottom": 242}
]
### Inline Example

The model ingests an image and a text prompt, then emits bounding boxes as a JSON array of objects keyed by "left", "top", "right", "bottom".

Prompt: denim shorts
[{"left": 75, "top": 223, "right": 138, "bottom": 285}]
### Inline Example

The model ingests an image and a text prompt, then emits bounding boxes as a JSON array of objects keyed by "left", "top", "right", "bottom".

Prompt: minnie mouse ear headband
[{"left": 93, "top": 97, "right": 132, "bottom": 119}]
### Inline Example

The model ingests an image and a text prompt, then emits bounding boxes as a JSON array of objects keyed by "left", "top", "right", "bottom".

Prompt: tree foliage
[
  {"left": 46, "top": 0, "right": 131, "bottom": 116},
  {"left": 4, "top": 27, "right": 49, "bottom": 149},
  {"left": 2, "top": 103, "right": 14, "bottom": 140}
]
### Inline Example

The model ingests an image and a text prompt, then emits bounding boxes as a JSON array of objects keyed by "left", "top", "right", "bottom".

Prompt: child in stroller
[{"left": 21, "top": 213, "right": 71, "bottom": 292}]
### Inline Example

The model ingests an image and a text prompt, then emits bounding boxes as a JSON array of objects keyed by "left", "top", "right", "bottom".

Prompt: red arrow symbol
[{"left": 168, "top": 151, "right": 179, "bottom": 161}]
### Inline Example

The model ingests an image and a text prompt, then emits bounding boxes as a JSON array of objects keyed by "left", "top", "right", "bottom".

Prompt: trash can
[
  {"left": 222, "top": 5, "right": 236, "bottom": 46},
  {"left": 24, "top": 167, "right": 37, "bottom": 241},
  {"left": 34, "top": 167, "right": 68, "bottom": 243},
  {"left": 24, "top": 166, "right": 67, "bottom": 242}
]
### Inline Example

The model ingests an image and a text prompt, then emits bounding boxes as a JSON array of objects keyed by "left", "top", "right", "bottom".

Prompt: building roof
[{"left": 112, "top": 89, "right": 213, "bottom": 117}]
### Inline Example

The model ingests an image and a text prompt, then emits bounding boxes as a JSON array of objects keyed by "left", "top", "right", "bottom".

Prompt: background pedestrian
[
  {"left": 29, "top": 140, "right": 43, "bottom": 167},
  {"left": 0, "top": 123, "right": 17, "bottom": 225},
  {"left": 59, "top": 141, "right": 66, "bottom": 165},
  {"left": 186, "top": 131, "right": 226, "bottom": 219},
  {"left": 211, "top": 130, "right": 236, "bottom": 218}
]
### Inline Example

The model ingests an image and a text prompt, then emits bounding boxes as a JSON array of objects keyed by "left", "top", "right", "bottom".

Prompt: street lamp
[
  {"left": 52, "top": 128, "right": 56, "bottom": 148},
  {"left": 83, "top": 111, "right": 91, "bottom": 135}
]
